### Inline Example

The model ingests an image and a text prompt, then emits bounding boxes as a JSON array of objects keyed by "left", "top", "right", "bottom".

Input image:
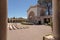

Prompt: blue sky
[{"left": 8, "top": 0, "right": 37, "bottom": 18}]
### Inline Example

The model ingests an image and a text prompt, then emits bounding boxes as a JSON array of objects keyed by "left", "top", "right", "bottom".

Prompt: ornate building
[{"left": 27, "top": 0, "right": 52, "bottom": 24}]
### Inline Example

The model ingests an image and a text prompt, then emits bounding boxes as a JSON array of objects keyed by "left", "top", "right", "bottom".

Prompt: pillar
[
  {"left": 0, "top": 0, "right": 7, "bottom": 40},
  {"left": 52, "top": 0, "right": 60, "bottom": 40}
]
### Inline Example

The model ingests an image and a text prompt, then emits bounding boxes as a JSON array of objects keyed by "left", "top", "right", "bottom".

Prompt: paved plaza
[{"left": 7, "top": 23, "right": 52, "bottom": 40}]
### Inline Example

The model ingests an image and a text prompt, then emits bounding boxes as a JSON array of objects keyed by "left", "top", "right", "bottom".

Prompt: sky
[{"left": 8, "top": 0, "right": 37, "bottom": 18}]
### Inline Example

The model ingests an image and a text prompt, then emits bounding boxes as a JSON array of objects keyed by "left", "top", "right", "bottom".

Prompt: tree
[
  {"left": 44, "top": 0, "right": 52, "bottom": 15},
  {"left": 13, "top": 17, "right": 15, "bottom": 19},
  {"left": 38, "top": 0, "right": 52, "bottom": 15}
]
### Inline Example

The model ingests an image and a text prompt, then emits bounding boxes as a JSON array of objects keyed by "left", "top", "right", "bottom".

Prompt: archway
[
  {"left": 40, "top": 7, "right": 46, "bottom": 16},
  {"left": 28, "top": 11, "right": 35, "bottom": 22},
  {"left": 44, "top": 18, "right": 50, "bottom": 24},
  {"left": 38, "top": 21, "right": 41, "bottom": 25}
]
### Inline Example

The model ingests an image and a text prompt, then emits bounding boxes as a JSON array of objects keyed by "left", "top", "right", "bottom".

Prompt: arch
[
  {"left": 28, "top": 11, "right": 35, "bottom": 21},
  {"left": 40, "top": 8, "right": 46, "bottom": 16}
]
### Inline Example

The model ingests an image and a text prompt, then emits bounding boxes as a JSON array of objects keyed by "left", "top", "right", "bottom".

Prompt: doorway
[
  {"left": 44, "top": 18, "right": 50, "bottom": 24},
  {"left": 38, "top": 21, "right": 41, "bottom": 25},
  {"left": 44, "top": 18, "right": 48, "bottom": 24}
]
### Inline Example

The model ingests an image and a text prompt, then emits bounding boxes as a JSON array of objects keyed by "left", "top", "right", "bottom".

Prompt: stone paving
[{"left": 7, "top": 23, "right": 52, "bottom": 40}]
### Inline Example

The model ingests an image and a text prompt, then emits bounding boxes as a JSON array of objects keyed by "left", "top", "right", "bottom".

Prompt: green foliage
[
  {"left": 48, "top": 17, "right": 53, "bottom": 31},
  {"left": 16, "top": 18, "right": 27, "bottom": 23},
  {"left": 8, "top": 17, "right": 27, "bottom": 23},
  {"left": 21, "top": 22, "right": 34, "bottom": 25},
  {"left": 38, "top": 0, "right": 52, "bottom": 15}
]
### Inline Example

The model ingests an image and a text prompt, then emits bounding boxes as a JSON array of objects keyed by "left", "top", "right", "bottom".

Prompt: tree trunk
[{"left": 47, "top": 2, "right": 50, "bottom": 15}]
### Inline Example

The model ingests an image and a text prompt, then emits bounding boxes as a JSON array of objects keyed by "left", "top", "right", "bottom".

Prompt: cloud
[{"left": 23, "top": 17, "right": 27, "bottom": 19}]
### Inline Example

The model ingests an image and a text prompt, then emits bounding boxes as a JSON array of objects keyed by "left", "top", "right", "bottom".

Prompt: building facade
[{"left": 27, "top": 4, "right": 52, "bottom": 24}]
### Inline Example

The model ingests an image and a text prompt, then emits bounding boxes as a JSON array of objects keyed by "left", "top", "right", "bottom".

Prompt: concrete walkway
[{"left": 7, "top": 23, "right": 52, "bottom": 40}]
